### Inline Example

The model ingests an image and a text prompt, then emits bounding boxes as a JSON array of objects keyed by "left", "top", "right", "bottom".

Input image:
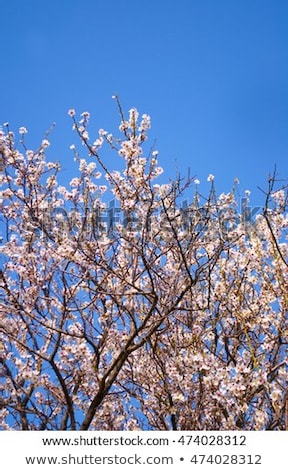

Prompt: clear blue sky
[{"left": 1, "top": 0, "right": 287, "bottom": 206}]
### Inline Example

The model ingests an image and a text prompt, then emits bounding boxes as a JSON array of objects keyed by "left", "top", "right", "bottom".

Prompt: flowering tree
[{"left": 0, "top": 99, "right": 287, "bottom": 430}]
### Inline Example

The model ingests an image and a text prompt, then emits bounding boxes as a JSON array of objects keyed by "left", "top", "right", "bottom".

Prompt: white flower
[
  {"left": 41, "top": 139, "right": 50, "bottom": 148},
  {"left": 207, "top": 174, "right": 214, "bottom": 182},
  {"left": 79, "top": 159, "right": 87, "bottom": 172},
  {"left": 70, "top": 144, "right": 76, "bottom": 150},
  {"left": 86, "top": 162, "right": 96, "bottom": 174},
  {"left": 139, "top": 113, "right": 151, "bottom": 131},
  {"left": 93, "top": 137, "right": 103, "bottom": 147},
  {"left": 160, "top": 184, "right": 170, "bottom": 196},
  {"left": 272, "top": 189, "right": 285, "bottom": 205},
  {"left": 81, "top": 130, "right": 89, "bottom": 140},
  {"left": 26, "top": 150, "right": 34, "bottom": 160},
  {"left": 245, "top": 189, "right": 251, "bottom": 197},
  {"left": 80, "top": 111, "right": 90, "bottom": 119},
  {"left": 194, "top": 178, "right": 200, "bottom": 185},
  {"left": 119, "top": 121, "right": 129, "bottom": 132},
  {"left": 19, "top": 126, "right": 28, "bottom": 135},
  {"left": 70, "top": 177, "right": 81, "bottom": 187},
  {"left": 68, "top": 109, "right": 75, "bottom": 117},
  {"left": 47, "top": 161, "right": 58, "bottom": 169}
]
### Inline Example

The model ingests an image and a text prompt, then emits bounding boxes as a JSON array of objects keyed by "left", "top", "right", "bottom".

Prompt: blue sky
[{"left": 1, "top": 0, "right": 287, "bottom": 207}]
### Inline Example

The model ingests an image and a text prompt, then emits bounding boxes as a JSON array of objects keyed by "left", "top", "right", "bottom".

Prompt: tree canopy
[{"left": 0, "top": 100, "right": 287, "bottom": 430}]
